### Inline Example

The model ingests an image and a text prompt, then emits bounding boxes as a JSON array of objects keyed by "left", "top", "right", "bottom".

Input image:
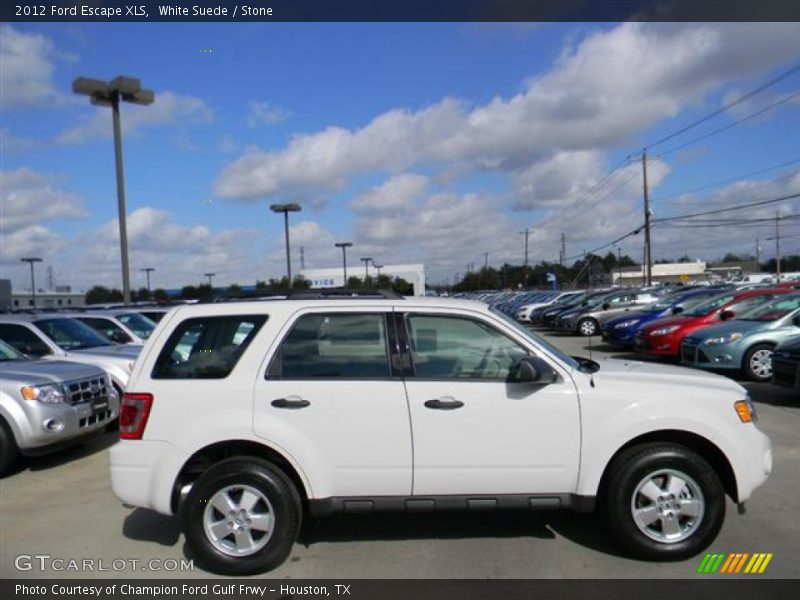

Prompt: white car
[
  {"left": 516, "top": 291, "right": 583, "bottom": 322},
  {"left": 0, "top": 314, "right": 140, "bottom": 394},
  {"left": 110, "top": 292, "right": 771, "bottom": 575}
]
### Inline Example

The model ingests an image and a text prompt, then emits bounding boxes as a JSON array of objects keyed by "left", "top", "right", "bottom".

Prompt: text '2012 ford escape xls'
[{"left": 109, "top": 291, "right": 772, "bottom": 575}]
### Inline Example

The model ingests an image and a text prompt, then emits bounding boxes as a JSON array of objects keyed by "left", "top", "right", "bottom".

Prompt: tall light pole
[
  {"left": 73, "top": 76, "right": 155, "bottom": 306},
  {"left": 20, "top": 258, "right": 42, "bottom": 308},
  {"left": 374, "top": 264, "right": 383, "bottom": 279},
  {"left": 204, "top": 272, "right": 216, "bottom": 287},
  {"left": 360, "top": 257, "right": 372, "bottom": 284},
  {"left": 141, "top": 267, "right": 155, "bottom": 293},
  {"left": 334, "top": 242, "right": 353, "bottom": 286},
  {"left": 270, "top": 203, "right": 302, "bottom": 287}
]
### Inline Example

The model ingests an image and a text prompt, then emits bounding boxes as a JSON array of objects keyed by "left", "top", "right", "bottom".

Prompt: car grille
[{"left": 67, "top": 377, "right": 109, "bottom": 405}]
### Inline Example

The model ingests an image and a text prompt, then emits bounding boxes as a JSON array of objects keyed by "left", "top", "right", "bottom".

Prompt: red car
[{"left": 634, "top": 288, "right": 791, "bottom": 359}]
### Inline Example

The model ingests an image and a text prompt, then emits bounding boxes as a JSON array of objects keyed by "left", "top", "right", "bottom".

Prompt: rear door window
[
  {"left": 268, "top": 313, "right": 391, "bottom": 379},
  {"left": 152, "top": 315, "right": 267, "bottom": 379}
]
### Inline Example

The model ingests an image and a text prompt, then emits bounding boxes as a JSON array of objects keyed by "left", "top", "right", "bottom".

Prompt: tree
[
  {"left": 136, "top": 287, "right": 151, "bottom": 301},
  {"left": 152, "top": 288, "right": 168, "bottom": 302},
  {"left": 227, "top": 283, "right": 242, "bottom": 295},
  {"left": 85, "top": 286, "right": 113, "bottom": 305},
  {"left": 391, "top": 277, "right": 413, "bottom": 295},
  {"left": 722, "top": 253, "right": 743, "bottom": 263},
  {"left": 347, "top": 276, "right": 363, "bottom": 289}
]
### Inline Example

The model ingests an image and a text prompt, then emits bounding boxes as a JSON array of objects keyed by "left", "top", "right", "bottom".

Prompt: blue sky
[{"left": 2, "top": 22, "right": 800, "bottom": 291}]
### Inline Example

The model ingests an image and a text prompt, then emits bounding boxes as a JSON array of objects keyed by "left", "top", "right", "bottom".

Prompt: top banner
[{"left": 3, "top": 0, "right": 800, "bottom": 23}]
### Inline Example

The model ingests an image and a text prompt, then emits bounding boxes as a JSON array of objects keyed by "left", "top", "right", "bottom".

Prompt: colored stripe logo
[{"left": 697, "top": 552, "right": 773, "bottom": 574}]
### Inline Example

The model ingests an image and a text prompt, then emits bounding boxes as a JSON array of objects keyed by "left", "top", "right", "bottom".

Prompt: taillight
[{"left": 119, "top": 393, "right": 153, "bottom": 440}]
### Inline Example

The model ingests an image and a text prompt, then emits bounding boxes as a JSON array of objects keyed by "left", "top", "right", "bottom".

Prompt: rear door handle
[
  {"left": 424, "top": 398, "right": 464, "bottom": 410},
  {"left": 271, "top": 398, "right": 311, "bottom": 409}
]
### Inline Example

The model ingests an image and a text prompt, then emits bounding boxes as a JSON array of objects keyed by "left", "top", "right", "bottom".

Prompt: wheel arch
[
  {"left": 741, "top": 341, "right": 776, "bottom": 370},
  {"left": 170, "top": 439, "right": 310, "bottom": 514},
  {"left": 596, "top": 430, "right": 739, "bottom": 505}
]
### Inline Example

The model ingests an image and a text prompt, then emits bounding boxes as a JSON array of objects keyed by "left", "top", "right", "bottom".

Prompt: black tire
[
  {"left": 577, "top": 318, "right": 599, "bottom": 337},
  {"left": 742, "top": 343, "right": 774, "bottom": 382},
  {"left": 181, "top": 457, "right": 302, "bottom": 575},
  {"left": 605, "top": 443, "right": 725, "bottom": 561},
  {"left": 0, "top": 418, "right": 20, "bottom": 477}
]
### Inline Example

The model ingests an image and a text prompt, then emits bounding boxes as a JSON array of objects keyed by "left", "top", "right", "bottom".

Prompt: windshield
[
  {"left": 682, "top": 293, "right": 736, "bottom": 317},
  {"left": 738, "top": 295, "right": 800, "bottom": 322},
  {"left": 645, "top": 292, "right": 715, "bottom": 313},
  {"left": 115, "top": 313, "right": 157, "bottom": 339},
  {"left": 490, "top": 307, "right": 579, "bottom": 370},
  {"left": 0, "top": 340, "right": 25, "bottom": 361},
  {"left": 33, "top": 318, "right": 113, "bottom": 350}
]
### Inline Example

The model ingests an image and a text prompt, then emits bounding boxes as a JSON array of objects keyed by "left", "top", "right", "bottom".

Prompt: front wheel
[
  {"left": 605, "top": 443, "right": 725, "bottom": 560},
  {"left": 743, "top": 344, "right": 774, "bottom": 382},
  {"left": 182, "top": 457, "right": 302, "bottom": 575},
  {"left": 578, "top": 318, "right": 598, "bottom": 337}
]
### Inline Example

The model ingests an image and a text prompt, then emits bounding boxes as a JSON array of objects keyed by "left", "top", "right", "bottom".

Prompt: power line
[
  {"left": 652, "top": 191, "right": 800, "bottom": 223},
  {"left": 652, "top": 156, "right": 800, "bottom": 203},
  {"left": 657, "top": 90, "right": 800, "bottom": 157},
  {"left": 646, "top": 61, "right": 800, "bottom": 150}
]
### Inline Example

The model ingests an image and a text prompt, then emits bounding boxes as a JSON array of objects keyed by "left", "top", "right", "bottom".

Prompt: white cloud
[
  {"left": 56, "top": 91, "right": 214, "bottom": 145},
  {"left": 349, "top": 174, "right": 430, "bottom": 212},
  {"left": 0, "top": 168, "right": 88, "bottom": 234},
  {"left": 215, "top": 23, "right": 800, "bottom": 202},
  {"left": 0, "top": 128, "right": 37, "bottom": 155},
  {"left": 247, "top": 101, "right": 290, "bottom": 126},
  {"left": 76, "top": 207, "right": 260, "bottom": 289},
  {"left": 0, "top": 25, "right": 58, "bottom": 109}
]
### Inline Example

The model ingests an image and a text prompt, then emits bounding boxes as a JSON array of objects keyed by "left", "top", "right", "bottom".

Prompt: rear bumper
[{"left": 109, "top": 439, "right": 188, "bottom": 515}]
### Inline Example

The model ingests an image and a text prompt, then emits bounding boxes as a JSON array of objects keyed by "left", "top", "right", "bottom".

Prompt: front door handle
[
  {"left": 271, "top": 398, "right": 311, "bottom": 409},
  {"left": 424, "top": 398, "right": 464, "bottom": 410}
]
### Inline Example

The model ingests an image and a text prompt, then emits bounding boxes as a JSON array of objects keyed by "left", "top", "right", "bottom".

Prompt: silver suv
[{"left": 0, "top": 340, "right": 119, "bottom": 475}]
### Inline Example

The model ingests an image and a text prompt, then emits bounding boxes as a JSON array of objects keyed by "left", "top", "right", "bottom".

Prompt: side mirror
[
  {"left": 671, "top": 306, "right": 684, "bottom": 315},
  {"left": 110, "top": 330, "right": 131, "bottom": 343},
  {"left": 720, "top": 310, "right": 735, "bottom": 321},
  {"left": 515, "top": 356, "right": 558, "bottom": 385}
]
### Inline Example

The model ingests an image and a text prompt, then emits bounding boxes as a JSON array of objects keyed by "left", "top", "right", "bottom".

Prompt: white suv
[{"left": 110, "top": 291, "right": 772, "bottom": 575}]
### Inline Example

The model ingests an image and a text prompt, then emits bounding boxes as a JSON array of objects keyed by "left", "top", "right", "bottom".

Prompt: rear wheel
[
  {"left": 743, "top": 344, "right": 774, "bottom": 382},
  {"left": 182, "top": 457, "right": 301, "bottom": 575},
  {"left": 605, "top": 443, "right": 725, "bottom": 560},
  {"left": 0, "top": 418, "right": 20, "bottom": 477},
  {"left": 578, "top": 318, "right": 599, "bottom": 337}
]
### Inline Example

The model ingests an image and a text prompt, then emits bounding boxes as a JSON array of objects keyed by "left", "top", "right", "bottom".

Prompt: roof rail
[
  {"left": 287, "top": 288, "right": 404, "bottom": 300},
  {"left": 198, "top": 290, "right": 288, "bottom": 304}
]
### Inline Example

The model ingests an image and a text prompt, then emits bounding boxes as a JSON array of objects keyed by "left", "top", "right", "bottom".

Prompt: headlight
[
  {"left": 21, "top": 383, "right": 67, "bottom": 404},
  {"left": 650, "top": 325, "right": 680, "bottom": 336},
  {"left": 614, "top": 319, "right": 640, "bottom": 329},
  {"left": 704, "top": 332, "right": 743, "bottom": 346}
]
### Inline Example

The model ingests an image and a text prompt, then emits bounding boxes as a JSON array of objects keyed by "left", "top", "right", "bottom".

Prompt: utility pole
[
  {"left": 520, "top": 228, "right": 531, "bottom": 288},
  {"left": 299, "top": 245, "right": 305, "bottom": 270},
  {"left": 484, "top": 252, "right": 489, "bottom": 269},
  {"left": 142, "top": 267, "right": 155, "bottom": 292},
  {"left": 756, "top": 237, "right": 761, "bottom": 273},
  {"left": 776, "top": 212, "right": 782, "bottom": 279},
  {"left": 559, "top": 233, "right": 566, "bottom": 267},
  {"left": 617, "top": 245, "right": 622, "bottom": 286},
  {"left": 641, "top": 149, "right": 653, "bottom": 286}
]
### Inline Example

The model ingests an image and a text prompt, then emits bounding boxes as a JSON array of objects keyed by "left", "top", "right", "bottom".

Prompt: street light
[
  {"left": 360, "top": 257, "right": 372, "bottom": 284},
  {"left": 270, "top": 203, "right": 302, "bottom": 287},
  {"left": 20, "top": 258, "right": 42, "bottom": 308},
  {"left": 334, "top": 242, "right": 353, "bottom": 286},
  {"left": 204, "top": 272, "right": 216, "bottom": 287},
  {"left": 73, "top": 76, "right": 154, "bottom": 306},
  {"left": 373, "top": 263, "right": 383, "bottom": 279},
  {"left": 141, "top": 267, "right": 155, "bottom": 292}
]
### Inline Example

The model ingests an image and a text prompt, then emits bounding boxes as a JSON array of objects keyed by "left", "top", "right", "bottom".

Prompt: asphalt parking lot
[{"left": 1, "top": 330, "right": 798, "bottom": 580}]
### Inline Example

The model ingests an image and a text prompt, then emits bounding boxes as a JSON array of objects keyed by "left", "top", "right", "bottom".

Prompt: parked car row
[
  {"left": 516, "top": 281, "right": 800, "bottom": 388},
  {"left": 0, "top": 305, "right": 175, "bottom": 474}
]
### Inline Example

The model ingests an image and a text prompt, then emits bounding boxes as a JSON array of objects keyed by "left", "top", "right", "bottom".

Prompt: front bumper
[
  {"left": 634, "top": 332, "right": 681, "bottom": 357},
  {"left": 734, "top": 425, "right": 772, "bottom": 502},
  {"left": 680, "top": 339, "right": 742, "bottom": 371},
  {"left": 601, "top": 327, "right": 636, "bottom": 347},
  {"left": 15, "top": 395, "right": 119, "bottom": 452},
  {"left": 109, "top": 439, "right": 189, "bottom": 515},
  {"left": 771, "top": 352, "right": 800, "bottom": 389}
]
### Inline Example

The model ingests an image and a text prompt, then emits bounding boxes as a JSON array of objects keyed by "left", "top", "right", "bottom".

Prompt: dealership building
[{"left": 300, "top": 263, "right": 426, "bottom": 296}]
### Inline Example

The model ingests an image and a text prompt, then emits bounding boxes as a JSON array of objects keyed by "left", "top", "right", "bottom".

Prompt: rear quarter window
[{"left": 152, "top": 315, "right": 267, "bottom": 379}]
